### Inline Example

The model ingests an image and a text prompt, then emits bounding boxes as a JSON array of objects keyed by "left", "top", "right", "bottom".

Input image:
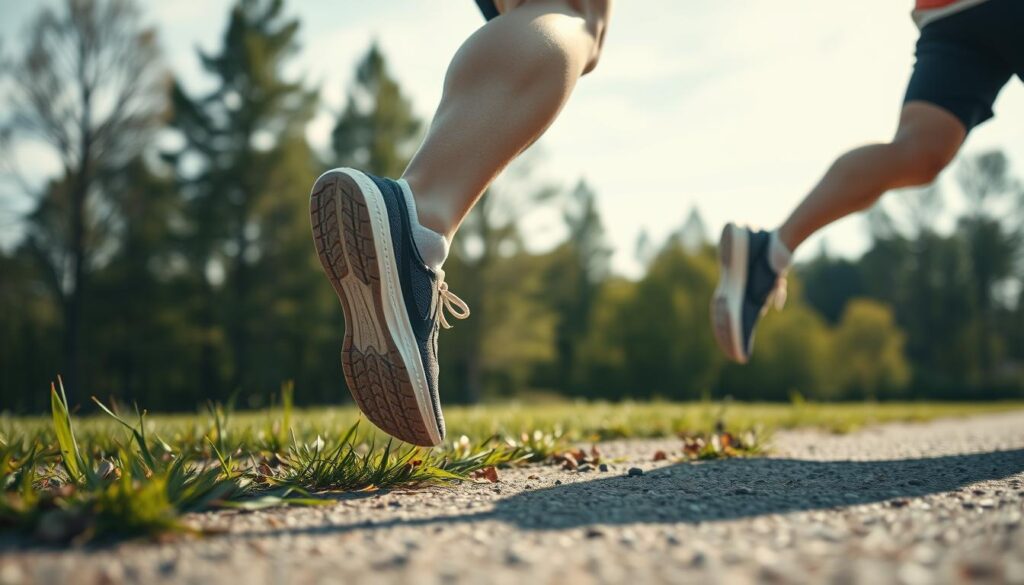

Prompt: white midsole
[
  {"left": 714, "top": 224, "right": 749, "bottom": 361},
  {"left": 328, "top": 168, "right": 442, "bottom": 447}
]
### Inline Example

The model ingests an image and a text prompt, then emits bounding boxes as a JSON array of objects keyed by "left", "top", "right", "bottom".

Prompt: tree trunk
[{"left": 63, "top": 135, "right": 91, "bottom": 399}]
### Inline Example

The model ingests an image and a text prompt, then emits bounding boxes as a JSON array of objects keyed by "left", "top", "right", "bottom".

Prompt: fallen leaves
[
  {"left": 679, "top": 429, "right": 760, "bottom": 460},
  {"left": 552, "top": 445, "right": 602, "bottom": 471},
  {"left": 471, "top": 467, "right": 499, "bottom": 483}
]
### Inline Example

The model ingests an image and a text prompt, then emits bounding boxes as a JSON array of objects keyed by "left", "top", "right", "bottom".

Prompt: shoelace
[
  {"left": 434, "top": 270, "right": 470, "bottom": 329},
  {"left": 763, "top": 272, "right": 788, "bottom": 316}
]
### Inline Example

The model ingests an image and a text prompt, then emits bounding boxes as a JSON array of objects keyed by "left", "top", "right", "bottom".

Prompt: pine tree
[
  {"left": 544, "top": 180, "right": 611, "bottom": 393},
  {"left": 167, "top": 0, "right": 326, "bottom": 399},
  {"left": 331, "top": 43, "right": 421, "bottom": 176}
]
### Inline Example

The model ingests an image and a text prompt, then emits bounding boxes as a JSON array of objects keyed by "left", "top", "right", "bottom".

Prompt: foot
[
  {"left": 309, "top": 168, "right": 469, "bottom": 446},
  {"left": 711, "top": 223, "right": 787, "bottom": 364}
]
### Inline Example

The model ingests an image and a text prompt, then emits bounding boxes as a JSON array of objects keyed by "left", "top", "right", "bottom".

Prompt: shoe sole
[
  {"left": 711, "top": 223, "right": 749, "bottom": 363},
  {"left": 309, "top": 168, "right": 443, "bottom": 447}
]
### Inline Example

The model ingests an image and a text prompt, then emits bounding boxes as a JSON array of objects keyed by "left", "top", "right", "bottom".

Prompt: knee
[
  {"left": 892, "top": 137, "right": 954, "bottom": 186},
  {"left": 571, "top": 0, "right": 611, "bottom": 74},
  {"left": 532, "top": 0, "right": 608, "bottom": 74}
]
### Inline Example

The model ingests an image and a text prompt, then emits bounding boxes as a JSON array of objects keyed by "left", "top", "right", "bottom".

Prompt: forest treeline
[{"left": 1, "top": 0, "right": 1023, "bottom": 412}]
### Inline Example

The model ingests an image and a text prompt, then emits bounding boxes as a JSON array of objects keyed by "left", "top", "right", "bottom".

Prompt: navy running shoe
[
  {"left": 711, "top": 223, "right": 787, "bottom": 363},
  {"left": 309, "top": 168, "right": 469, "bottom": 446}
]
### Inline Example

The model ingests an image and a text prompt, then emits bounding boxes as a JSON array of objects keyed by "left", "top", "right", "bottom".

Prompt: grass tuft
[{"left": 2, "top": 386, "right": 1020, "bottom": 544}]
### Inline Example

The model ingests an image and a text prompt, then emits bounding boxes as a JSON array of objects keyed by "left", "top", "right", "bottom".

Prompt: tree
[
  {"left": 82, "top": 157, "right": 195, "bottom": 408},
  {"left": 2, "top": 0, "right": 165, "bottom": 395},
  {"left": 166, "top": 0, "right": 326, "bottom": 399},
  {"left": 575, "top": 277, "right": 635, "bottom": 398},
  {"left": 832, "top": 300, "right": 910, "bottom": 400},
  {"left": 956, "top": 151, "right": 1020, "bottom": 384},
  {"left": 615, "top": 242, "right": 721, "bottom": 400},
  {"left": 542, "top": 180, "right": 611, "bottom": 393},
  {"left": 0, "top": 249, "right": 62, "bottom": 411},
  {"left": 717, "top": 297, "right": 835, "bottom": 401},
  {"left": 798, "top": 247, "right": 865, "bottom": 324},
  {"left": 331, "top": 43, "right": 421, "bottom": 176},
  {"left": 440, "top": 157, "right": 561, "bottom": 402}
]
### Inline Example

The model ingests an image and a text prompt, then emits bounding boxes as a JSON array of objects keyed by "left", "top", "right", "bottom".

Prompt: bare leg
[
  {"left": 401, "top": 0, "right": 610, "bottom": 239},
  {"left": 777, "top": 102, "right": 967, "bottom": 252}
]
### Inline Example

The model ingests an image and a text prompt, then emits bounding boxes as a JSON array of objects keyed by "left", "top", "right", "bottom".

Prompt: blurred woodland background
[{"left": 1, "top": 0, "right": 1023, "bottom": 412}]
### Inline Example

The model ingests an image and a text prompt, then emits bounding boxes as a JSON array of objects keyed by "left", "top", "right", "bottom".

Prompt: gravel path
[{"left": 3, "top": 411, "right": 1024, "bottom": 585}]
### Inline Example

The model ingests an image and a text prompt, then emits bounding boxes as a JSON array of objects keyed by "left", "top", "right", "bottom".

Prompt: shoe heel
[{"left": 718, "top": 223, "right": 734, "bottom": 267}]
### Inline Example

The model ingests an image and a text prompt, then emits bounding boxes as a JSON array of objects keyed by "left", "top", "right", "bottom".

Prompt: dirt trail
[{"left": 3, "top": 411, "right": 1024, "bottom": 585}]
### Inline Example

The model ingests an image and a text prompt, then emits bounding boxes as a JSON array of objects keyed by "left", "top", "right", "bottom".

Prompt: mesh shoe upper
[
  {"left": 741, "top": 229, "right": 782, "bottom": 357},
  {"left": 367, "top": 174, "right": 448, "bottom": 439}
]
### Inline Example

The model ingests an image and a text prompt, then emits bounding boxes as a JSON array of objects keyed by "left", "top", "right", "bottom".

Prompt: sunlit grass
[{"left": 1, "top": 384, "right": 1021, "bottom": 545}]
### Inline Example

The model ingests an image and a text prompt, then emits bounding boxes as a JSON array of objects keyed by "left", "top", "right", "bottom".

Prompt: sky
[{"left": 2, "top": 0, "right": 1023, "bottom": 276}]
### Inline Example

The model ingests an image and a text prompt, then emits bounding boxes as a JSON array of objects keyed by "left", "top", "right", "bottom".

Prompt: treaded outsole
[{"left": 310, "top": 172, "right": 437, "bottom": 446}]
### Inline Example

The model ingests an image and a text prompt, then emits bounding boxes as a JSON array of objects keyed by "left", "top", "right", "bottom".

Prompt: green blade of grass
[
  {"left": 49, "top": 378, "right": 97, "bottom": 487},
  {"left": 91, "top": 397, "right": 159, "bottom": 473}
]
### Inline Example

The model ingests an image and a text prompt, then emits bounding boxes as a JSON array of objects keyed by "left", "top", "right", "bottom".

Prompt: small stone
[
  {"left": 978, "top": 498, "right": 996, "bottom": 508},
  {"left": 554, "top": 480, "right": 562, "bottom": 486},
  {"left": 578, "top": 464, "right": 593, "bottom": 472},
  {"left": 157, "top": 560, "right": 177, "bottom": 576},
  {"left": 627, "top": 467, "right": 643, "bottom": 477},
  {"left": 374, "top": 554, "right": 408, "bottom": 569},
  {"left": 585, "top": 527, "right": 605, "bottom": 539},
  {"left": 961, "top": 560, "right": 998, "bottom": 580},
  {"left": 731, "top": 486, "right": 754, "bottom": 496},
  {"left": 599, "top": 463, "right": 609, "bottom": 472}
]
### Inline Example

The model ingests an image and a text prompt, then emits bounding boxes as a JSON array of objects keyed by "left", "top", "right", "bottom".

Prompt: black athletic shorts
[
  {"left": 905, "top": 0, "right": 1024, "bottom": 131},
  {"left": 476, "top": 0, "right": 500, "bottom": 21}
]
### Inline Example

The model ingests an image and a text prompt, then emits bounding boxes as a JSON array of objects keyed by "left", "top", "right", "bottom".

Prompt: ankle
[
  {"left": 776, "top": 225, "right": 802, "bottom": 255},
  {"left": 396, "top": 178, "right": 451, "bottom": 270},
  {"left": 400, "top": 173, "right": 460, "bottom": 238}
]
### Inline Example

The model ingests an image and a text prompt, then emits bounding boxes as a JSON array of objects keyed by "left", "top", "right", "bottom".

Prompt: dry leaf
[
  {"left": 471, "top": 466, "right": 499, "bottom": 483},
  {"left": 560, "top": 453, "right": 579, "bottom": 470},
  {"left": 720, "top": 433, "right": 733, "bottom": 449}
]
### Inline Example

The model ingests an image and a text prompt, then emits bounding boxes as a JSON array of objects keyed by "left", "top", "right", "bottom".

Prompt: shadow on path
[{"left": 270, "top": 448, "right": 1024, "bottom": 536}]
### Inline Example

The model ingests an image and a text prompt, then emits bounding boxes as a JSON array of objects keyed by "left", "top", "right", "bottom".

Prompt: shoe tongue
[{"left": 397, "top": 179, "right": 449, "bottom": 272}]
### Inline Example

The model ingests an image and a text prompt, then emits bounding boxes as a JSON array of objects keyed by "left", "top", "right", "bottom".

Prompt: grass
[{"left": 1, "top": 381, "right": 1021, "bottom": 545}]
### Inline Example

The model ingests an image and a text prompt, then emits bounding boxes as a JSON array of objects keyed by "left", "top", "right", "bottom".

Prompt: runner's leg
[{"left": 402, "top": 0, "right": 611, "bottom": 239}]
